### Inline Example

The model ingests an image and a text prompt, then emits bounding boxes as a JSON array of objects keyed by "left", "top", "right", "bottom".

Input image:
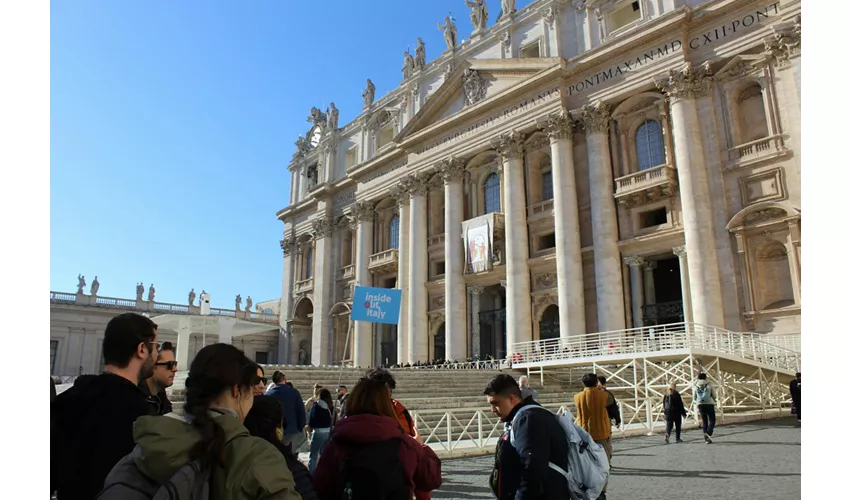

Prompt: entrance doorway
[
  {"left": 376, "top": 277, "right": 398, "bottom": 366},
  {"left": 539, "top": 305, "right": 560, "bottom": 340},
  {"left": 477, "top": 284, "right": 507, "bottom": 359},
  {"left": 433, "top": 324, "right": 446, "bottom": 362},
  {"left": 642, "top": 257, "right": 684, "bottom": 326}
]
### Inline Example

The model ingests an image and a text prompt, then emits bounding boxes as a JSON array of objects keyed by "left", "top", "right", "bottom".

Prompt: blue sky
[{"left": 50, "top": 0, "right": 534, "bottom": 307}]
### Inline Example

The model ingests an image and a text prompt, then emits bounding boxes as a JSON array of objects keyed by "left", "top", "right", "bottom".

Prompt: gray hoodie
[{"left": 695, "top": 379, "right": 717, "bottom": 405}]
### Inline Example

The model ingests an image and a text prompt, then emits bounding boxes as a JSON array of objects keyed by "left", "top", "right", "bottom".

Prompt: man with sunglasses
[{"left": 140, "top": 341, "right": 177, "bottom": 415}]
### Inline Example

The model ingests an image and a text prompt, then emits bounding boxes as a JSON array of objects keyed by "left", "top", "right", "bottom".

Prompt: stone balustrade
[
  {"left": 50, "top": 290, "right": 279, "bottom": 324},
  {"left": 527, "top": 199, "right": 554, "bottom": 219},
  {"left": 614, "top": 164, "right": 678, "bottom": 208},
  {"left": 338, "top": 264, "right": 355, "bottom": 280},
  {"left": 368, "top": 248, "right": 399, "bottom": 274},
  {"left": 294, "top": 277, "right": 314, "bottom": 294},
  {"left": 726, "top": 134, "right": 785, "bottom": 169}
]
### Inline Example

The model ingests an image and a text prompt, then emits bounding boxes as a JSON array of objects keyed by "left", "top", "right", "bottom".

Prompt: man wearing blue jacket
[
  {"left": 484, "top": 374, "right": 569, "bottom": 500},
  {"left": 267, "top": 374, "right": 307, "bottom": 453}
]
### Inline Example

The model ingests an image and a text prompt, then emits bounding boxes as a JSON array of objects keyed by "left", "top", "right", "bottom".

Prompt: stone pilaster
[
  {"left": 278, "top": 235, "right": 296, "bottom": 362},
  {"left": 491, "top": 130, "right": 532, "bottom": 355},
  {"left": 538, "top": 110, "right": 586, "bottom": 337},
  {"left": 437, "top": 156, "right": 468, "bottom": 361},
  {"left": 624, "top": 256, "right": 645, "bottom": 328},
  {"left": 310, "top": 215, "right": 335, "bottom": 366},
  {"left": 672, "top": 246, "right": 693, "bottom": 325},
  {"left": 406, "top": 173, "right": 430, "bottom": 363},
  {"left": 656, "top": 63, "right": 724, "bottom": 327},
  {"left": 580, "top": 103, "right": 626, "bottom": 332},
  {"left": 351, "top": 201, "right": 375, "bottom": 367}
]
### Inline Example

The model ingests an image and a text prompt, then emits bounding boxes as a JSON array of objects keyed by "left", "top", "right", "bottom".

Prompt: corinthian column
[
  {"left": 437, "top": 156, "right": 468, "bottom": 361},
  {"left": 580, "top": 103, "right": 626, "bottom": 332},
  {"left": 656, "top": 63, "right": 724, "bottom": 327},
  {"left": 406, "top": 173, "right": 430, "bottom": 363},
  {"left": 538, "top": 111, "right": 586, "bottom": 337},
  {"left": 491, "top": 131, "right": 532, "bottom": 355},
  {"left": 351, "top": 201, "right": 375, "bottom": 367},
  {"left": 624, "top": 256, "right": 645, "bottom": 328},
  {"left": 391, "top": 185, "right": 410, "bottom": 365},
  {"left": 468, "top": 285, "right": 484, "bottom": 358},
  {"left": 310, "top": 216, "right": 335, "bottom": 366}
]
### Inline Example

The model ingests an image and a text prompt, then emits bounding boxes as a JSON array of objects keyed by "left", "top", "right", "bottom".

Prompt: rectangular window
[
  {"left": 50, "top": 340, "right": 58, "bottom": 373},
  {"left": 377, "top": 124, "right": 395, "bottom": 150},
  {"left": 345, "top": 147, "right": 358, "bottom": 170},
  {"left": 538, "top": 233, "right": 556, "bottom": 250},
  {"left": 255, "top": 351, "right": 268, "bottom": 364},
  {"left": 521, "top": 41, "right": 541, "bottom": 58},
  {"left": 639, "top": 208, "right": 668, "bottom": 229},
  {"left": 435, "top": 261, "right": 446, "bottom": 277},
  {"left": 609, "top": 1, "right": 642, "bottom": 32},
  {"left": 541, "top": 171, "right": 554, "bottom": 201}
]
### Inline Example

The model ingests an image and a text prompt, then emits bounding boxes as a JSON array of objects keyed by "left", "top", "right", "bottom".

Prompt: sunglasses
[{"left": 156, "top": 361, "right": 178, "bottom": 370}]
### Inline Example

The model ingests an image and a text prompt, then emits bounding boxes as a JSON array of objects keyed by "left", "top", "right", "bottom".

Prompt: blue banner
[{"left": 350, "top": 286, "right": 402, "bottom": 325}]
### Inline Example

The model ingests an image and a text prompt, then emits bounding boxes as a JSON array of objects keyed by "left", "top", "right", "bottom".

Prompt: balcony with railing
[
  {"left": 725, "top": 135, "right": 786, "bottom": 169},
  {"left": 615, "top": 164, "right": 678, "bottom": 208},
  {"left": 294, "top": 277, "right": 314, "bottom": 295},
  {"left": 527, "top": 199, "right": 554, "bottom": 221},
  {"left": 428, "top": 233, "right": 446, "bottom": 250},
  {"left": 369, "top": 248, "right": 399, "bottom": 274},
  {"left": 338, "top": 264, "right": 355, "bottom": 281}
]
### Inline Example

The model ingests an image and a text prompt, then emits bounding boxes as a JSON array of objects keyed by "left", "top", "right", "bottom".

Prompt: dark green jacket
[{"left": 132, "top": 410, "right": 302, "bottom": 500}]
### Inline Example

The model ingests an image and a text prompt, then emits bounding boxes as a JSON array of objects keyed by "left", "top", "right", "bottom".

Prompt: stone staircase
[{"left": 167, "top": 365, "right": 584, "bottom": 418}]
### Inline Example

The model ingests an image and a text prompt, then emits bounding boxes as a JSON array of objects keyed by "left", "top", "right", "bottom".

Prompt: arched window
[
  {"left": 304, "top": 247, "right": 313, "bottom": 279},
  {"left": 635, "top": 119, "right": 665, "bottom": 171},
  {"left": 389, "top": 215, "right": 400, "bottom": 250},
  {"left": 484, "top": 173, "right": 501, "bottom": 214}
]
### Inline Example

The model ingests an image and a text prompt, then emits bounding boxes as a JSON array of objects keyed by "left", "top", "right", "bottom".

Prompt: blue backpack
[{"left": 509, "top": 405, "right": 609, "bottom": 500}]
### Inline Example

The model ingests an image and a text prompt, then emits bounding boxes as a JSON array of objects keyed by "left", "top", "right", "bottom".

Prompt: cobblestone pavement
[{"left": 432, "top": 417, "right": 801, "bottom": 500}]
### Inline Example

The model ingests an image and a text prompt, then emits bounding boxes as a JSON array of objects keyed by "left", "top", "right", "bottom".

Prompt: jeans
[
  {"left": 665, "top": 415, "right": 682, "bottom": 441},
  {"left": 698, "top": 404, "right": 716, "bottom": 436},
  {"left": 283, "top": 431, "right": 307, "bottom": 455},
  {"left": 308, "top": 428, "right": 331, "bottom": 472}
]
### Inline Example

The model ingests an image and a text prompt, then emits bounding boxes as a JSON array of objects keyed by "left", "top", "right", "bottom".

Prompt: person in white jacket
[{"left": 694, "top": 373, "right": 718, "bottom": 443}]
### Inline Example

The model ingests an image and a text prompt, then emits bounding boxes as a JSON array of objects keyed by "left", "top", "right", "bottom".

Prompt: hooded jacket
[
  {"left": 51, "top": 372, "right": 150, "bottom": 499},
  {"left": 308, "top": 400, "right": 334, "bottom": 429},
  {"left": 311, "top": 414, "right": 442, "bottom": 500},
  {"left": 126, "top": 410, "right": 302, "bottom": 500},
  {"left": 694, "top": 379, "right": 717, "bottom": 405},
  {"left": 268, "top": 384, "right": 307, "bottom": 436}
]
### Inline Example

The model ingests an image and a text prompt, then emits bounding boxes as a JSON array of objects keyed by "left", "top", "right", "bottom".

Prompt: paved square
[{"left": 432, "top": 417, "right": 801, "bottom": 500}]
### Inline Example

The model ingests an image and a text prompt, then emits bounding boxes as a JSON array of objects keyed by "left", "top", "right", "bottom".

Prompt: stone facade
[{"left": 276, "top": 0, "right": 802, "bottom": 367}]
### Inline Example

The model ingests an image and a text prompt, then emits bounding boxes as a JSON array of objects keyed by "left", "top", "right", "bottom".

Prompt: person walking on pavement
[
  {"left": 574, "top": 373, "right": 612, "bottom": 500},
  {"left": 663, "top": 382, "right": 687, "bottom": 443},
  {"left": 694, "top": 373, "right": 718, "bottom": 443},
  {"left": 307, "top": 388, "right": 335, "bottom": 472},
  {"left": 268, "top": 372, "right": 308, "bottom": 453},
  {"left": 789, "top": 372, "right": 801, "bottom": 423},
  {"left": 484, "top": 374, "right": 569, "bottom": 500}
]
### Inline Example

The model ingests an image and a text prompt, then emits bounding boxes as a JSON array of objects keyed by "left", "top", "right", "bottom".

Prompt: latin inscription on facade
[{"left": 567, "top": 2, "right": 782, "bottom": 97}]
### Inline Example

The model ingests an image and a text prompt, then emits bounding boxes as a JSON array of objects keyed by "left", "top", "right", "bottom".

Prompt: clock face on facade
[{"left": 310, "top": 127, "right": 322, "bottom": 147}]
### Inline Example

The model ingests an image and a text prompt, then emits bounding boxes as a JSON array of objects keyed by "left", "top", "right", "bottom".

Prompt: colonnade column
[
  {"left": 580, "top": 103, "right": 626, "bottom": 332},
  {"left": 538, "top": 111, "right": 586, "bottom": 337},
  {"left": 785, "top": 221, "right": 801, "bottom": 306},
  {"left": 469, "top": 286, "right": 483, "bottom": 359},
  {"left": 673, "top": 246, "right": 693, "bottom": 325},
  {"left": 643, "top": 260, "right": 657, "bottom": 306},
  {"left": 310, "top": 215, "right": 334, "bottom": 366},
  {"left": 406, "top": 173, "right": 430, "bottom": 363},
  {"left": 491, "top": 131, "right": 532, "bottom": 355},
  {"left": 438, "top": 157, "right": 468, "bottom": 361},
  {"left": 624, "top": 256, "right": 645, "bottom": 328},
  {"left": 656, "top": 63, "right": 724, "bottom": 326},
  {"left": 394, "top": 188, "right": 410, "bottom": 365},
  {"left": 352, "top": 202, "right": 375, "bottom": 367}
]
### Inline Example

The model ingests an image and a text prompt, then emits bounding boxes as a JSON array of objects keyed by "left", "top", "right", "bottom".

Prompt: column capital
[
  {"left": 579, "top": 102, "right": 611, "bottom": 134},
  {"left": 491, "top": 130, "right": 527, "bottom": 160},
  {"left": 672, "top": 245, "right": 687, "bottom": 257},
  {"left": 389, "top": 184, "right": 410, "bottom": 206},
  {"left": 436, "top": 156, "right": 466, "bottom": 184},
  {"left": 280, "top": 236, "right": 297, "bottom": 255},
  {"left": 537, "top": 110, "right": 575, "bottom": 141},
  {"left": 655, "top": 61, "right": 713, "bottom": 102},
  {"left": 403, "top": 171, "right": 431, "bottom": 197},
  {"left": 311, "top": 217, "right": 335, "bottom": 239},
  {"left": 624, "top": 255, "right": 645, "bottom": 268},
  {"left": 643, "top": 260, "right": 658, "bottom": 271},
  {"left": 468, "top": 285, "right": 485, "bottom": 295},
  {"left": 350, "top": 201, "right": 376, "bottom": 225}
]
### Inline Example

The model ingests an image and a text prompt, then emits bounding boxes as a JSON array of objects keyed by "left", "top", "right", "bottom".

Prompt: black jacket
[
  {"left": 663, "top": 390, "right": 687, "bottom": 420},
  {"left": 603, "top": 389, "right": 621, "bottom": 426},
  {"left": 138, "top": 380, "right": 173, "bottom": 416},
  {"left": 490, "top": 402, "right": 570, "bottom": 500},
  {"left": 51, "top": 372, "right": 150, "bottom": 499}
]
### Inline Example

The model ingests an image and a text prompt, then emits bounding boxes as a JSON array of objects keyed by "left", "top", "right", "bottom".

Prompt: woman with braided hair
[{"left": 100, "top": 343, "right": 303, "bottom": 499}]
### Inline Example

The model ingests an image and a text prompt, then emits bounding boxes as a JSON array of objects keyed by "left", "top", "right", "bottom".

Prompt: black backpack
[{"left": 339, "top": 439, "right": 409, "bottom": 500}]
